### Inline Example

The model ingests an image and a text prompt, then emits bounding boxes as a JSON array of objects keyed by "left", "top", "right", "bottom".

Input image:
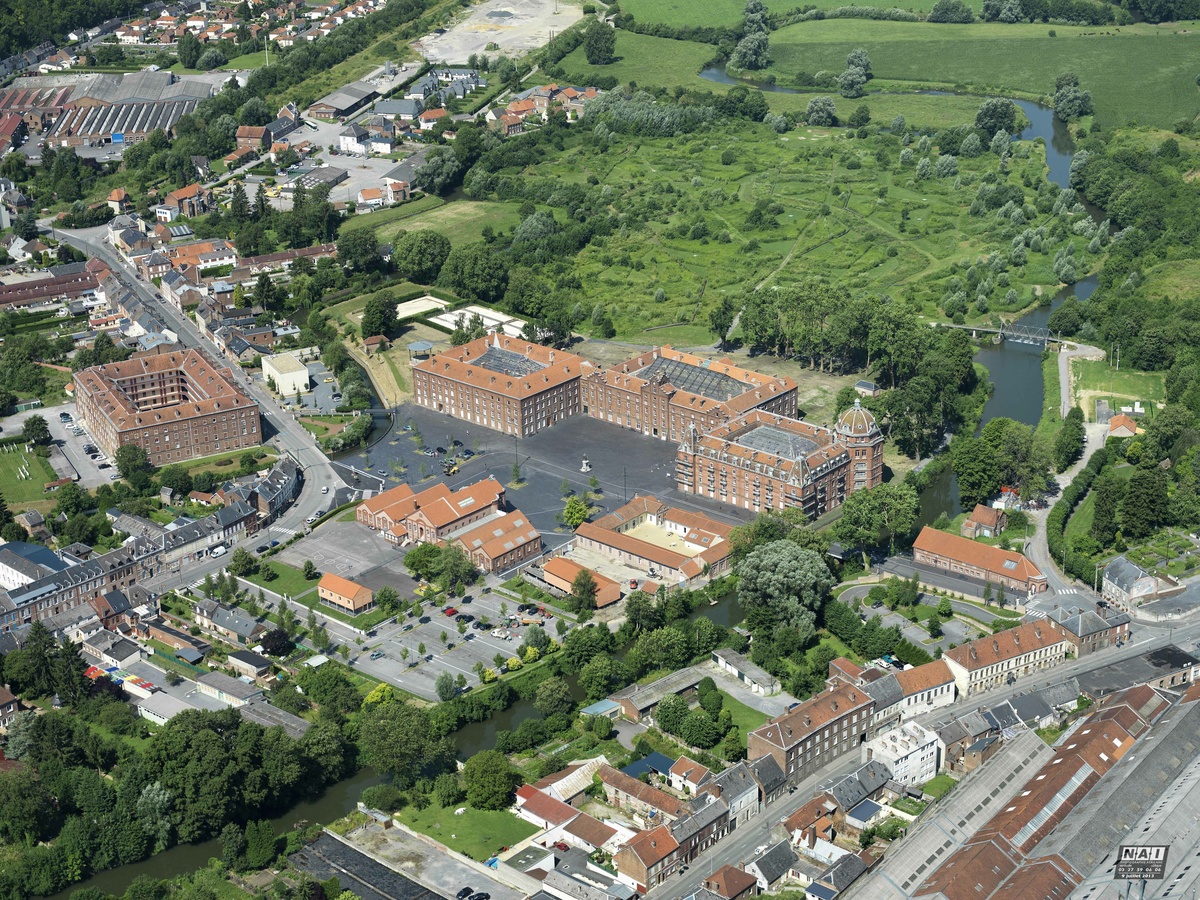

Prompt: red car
[{"left": 444, "top": 607, "right": 458, "bottom": 617}]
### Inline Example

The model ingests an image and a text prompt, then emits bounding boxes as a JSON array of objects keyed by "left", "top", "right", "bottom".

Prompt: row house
[
  {"left": 597, "top": 764, "right": 691, "bottom": 828},
  {"left": 942, "top": 620, "right": 1071, "bottom": 696},
  {"left": 748, "top": 684, "right": 874, "bottom": 787},
  {"left": 828, "top": 657, "right": 957, "bottom": 734},
  {"left": 614, "top": 826, "right": 680, "bottom": 894}
]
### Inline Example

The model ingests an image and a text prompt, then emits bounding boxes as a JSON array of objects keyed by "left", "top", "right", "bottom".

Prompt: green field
[
  {"left": 761, "top": 20, "right": 1200, "bottom": 128},
  {"left": 622, "top": 0, "right": 942, "bottom": 26},
  {"left": 372, "top": 200, "right": 527, "bottom": 248},
  {"left": 922, "top": 773, "right": 956, "bottom": 798},
  {"left": 560, "top": 31, "right": 1011, "bottom": 128},
  {"left": 243, "top": 560, "right": 319, "bottom": 600},
  {"left": 340, "top": 195, "right": 445, "bottom": 234},
  {"left": 1070, "top": 357, "right": 1166, "bottom": 420},
  {"left": 457, "top": 106, "right": 1071, "bottom": 340},
  {"left": 720, "top": 692, "right": 769, "bottom": 737},
  {"left": 394, "top": 798, "right": 537, "bottom": 861},
  {"left": 0, "top": 448, "right": 60, "bottom": 505}
]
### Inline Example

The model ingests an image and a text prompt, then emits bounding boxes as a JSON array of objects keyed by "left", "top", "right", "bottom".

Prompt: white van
[{"left": 210, "top": 545, "right": 228, "bottom": 558}]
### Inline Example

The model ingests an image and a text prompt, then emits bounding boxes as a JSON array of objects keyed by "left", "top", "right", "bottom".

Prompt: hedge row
[{"left": 1046, "top": 446, "right": 1108, "bottom": 582}]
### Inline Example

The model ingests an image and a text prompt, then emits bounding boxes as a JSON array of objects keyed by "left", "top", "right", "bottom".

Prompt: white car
[
  {"left": 754, "top": 844, "right": 768, "bottom": 856},
  {"left": 306, "top": 515, "right": 318, "bottom": 525},
  {"left": 321, "top": 486, "right": 329, "bottom": 494}
]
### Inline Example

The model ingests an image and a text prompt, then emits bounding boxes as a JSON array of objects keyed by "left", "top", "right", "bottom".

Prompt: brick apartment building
[
  {"left": 411, "top": 333, "right": 593, "bottom": 437},
  {"left": 355, "top": 477, "right": 506, "bottom": 546},
  {"left": 676, "top": 403, "right": 883, "bottom": 517},
  {"left": 581, "top": 345, "right": 797, "bottom": 442},
  {"left": 748, "top": 684, "right": 875, "bottom": 786},
  {"left": 73, "top": 349, "right": 260, "bottom": 466}
]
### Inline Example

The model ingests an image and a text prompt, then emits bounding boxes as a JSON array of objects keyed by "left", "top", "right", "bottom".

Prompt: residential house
[
  {"left": 338, "top": 123, "right": 368, "bottom": 154},
  {"left": 0, "top": 684, "right": 19, "bottom": 728},
  {"left": 383, "top": 180, "right": 409, "bottom": 204},
  {"left": 960, "top": 504, "right": 1007, "bottom": 539},
  {"left": 912, "top": 527, "right": 1048, "bottom": 595},
  {"left": 807, "top": 853, "right": 869, "bottom": 900},
  {"left": 1103, "top": 555, "right": 1175, "bottom": 609},
  {"left": 598, "top": 764, "right": 691, "bottom": 827},
  {"left": 356, "top": 187, "right": 384, "bottom": 208},
  {"left": 235, "top": 125, "right": 267, "bottom": 152},
  {"left": 745, "top": 841, "right": 798, "bottom": 893},
  {"left": 934, "top": 712, "right": 995, "bottom": 773},
  {"left": 161, "top": 183, "right": 213, "bottom": 219},
  {"left": 703, "top": 865, "right": 759, "bottom": 900},
  {"left": 196, "top": 671, "right": 262, "bottom": 707},
  {"left": 669, "top": 756, "right": 712, "bottom": 795},
  {"left": 13, "top": 510, "right": 48, "bottom": 540},
  {"left": 193, "top": 599, "right": 265, "bottom": 645},
  {"left": 317, "top": 573, "right": 375, "bottom": 615},
  {"left": 748, "top": 684, "right": 875, "bottom": 786},
  {"left": 748, "top": 755, "right": 787, "bottom": 806},
  {"left": 862, "top": 723, "right": 939, "bottom": 786},
  {"left": 1039, "top": 604, "right": 1132, "bottom": 655},
  {"left": 1107, "top": 413, "right": 1138, "bottom": 438},
  {"left": 784, "top": 796, "right": 841, "bottom": 865},
  {"left": 107, "top": 188, "right": 131, "bottom": 213},
  {"left": 81, "top": 629, "right": 142, "bottom": 668},
  {"left": 404, "top": 73, "right": 440, "bottom": 101},
  {"left": 943, "top": 621, "right": 1072, "bottom": 696},
  {"left": 670, "top": 794, "right": 730, "bottom": 864},
  {"left": 816, "top": 761, "right": 892, "bottom": 832},
  {"left": 701, "top": 761, "right": 759, "bottom": 827},
  {"left": 513, "top": 784, "right": 580, "bottom": 830},
  {"left": 417, "top": 108, "right": 446, "bottom": 131},
  {"left": 843, "top": 659, "right": 956, "bottom": 734},
  {"left": 614, "top": 825, "right": 680, "bottom": 894}
]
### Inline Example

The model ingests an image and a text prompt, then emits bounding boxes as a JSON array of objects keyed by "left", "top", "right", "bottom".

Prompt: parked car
[
  {"left": 97, "top": 463, "right": 111, "bottom": 469},
  {"left": 369, "top": 651, "right": 385, "bottom": 660},
  {"left": 443, "top": 607, "right": 458, "bottom": 617},
  {"left": 255, "top": 545, "right": 269, "bottom": 553},
  {"left": 435, "top": 446, "right": 447, "bottom": 455},
  {"left": 460, "top": 449, "right": 475, "bottom": 458},
  {"left": 402, "top": 623, "right": 414, "bottom": 632},
  {"left": 457, "top": 890, "right": 473, "bottom": 900},
  {"left": 321, "top": 486, "right": 329, "bottom": 493},
  {"left": 468, "top": 893, "right": 490, "bottom": 900},
  {"left": 455, "top": 614, "right": 474, "bottom": 624}
]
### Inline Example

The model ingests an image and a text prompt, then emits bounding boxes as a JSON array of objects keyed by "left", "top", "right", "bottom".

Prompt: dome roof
[{"left": 836, "top": 400, "right": 879, "bottom": 438}]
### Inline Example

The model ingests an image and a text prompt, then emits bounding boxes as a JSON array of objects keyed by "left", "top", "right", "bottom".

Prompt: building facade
[
  {"left": 317, "top": 573, "right": 375, "bottom": 614},
  {"left": 74, "top": 350, "right": 260, "bottom": 465},
  {"left": 748, "top": 684, "right": 874, "bottom": 786},
  {"left": 912, "top": 527, "right": 1048, "bottom": 595},
  {"left": 943, "top": 621, "right": 1071, "bottom": 696},
  {"left": 863, "top": 723, "right": 939, "bottom": 785},
  {"left": 411, "top": 333, "right": 593, "bottom": 437},
  {"left": 581, "top": 345, "right": 797, "bottom": 443},
  {"left": 451, "top": 510, "right": 541, "bottom": 573},
  {"left": 676, "top": 403, "right": 883, "bottom": 517}
]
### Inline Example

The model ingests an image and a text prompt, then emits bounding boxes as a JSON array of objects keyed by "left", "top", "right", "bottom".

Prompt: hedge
[{"left": 1045, "top": 446, "right": 1108, "bottom": 582}]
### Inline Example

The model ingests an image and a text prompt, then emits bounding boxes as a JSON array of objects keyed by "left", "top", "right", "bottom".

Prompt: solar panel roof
[{"left": 476, "top": 345, "right": 546, "bottom": 378}]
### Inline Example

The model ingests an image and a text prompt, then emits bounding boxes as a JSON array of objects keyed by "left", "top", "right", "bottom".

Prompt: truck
[{"left": 210, "top": 545, "right": 227, "bottom": 558}]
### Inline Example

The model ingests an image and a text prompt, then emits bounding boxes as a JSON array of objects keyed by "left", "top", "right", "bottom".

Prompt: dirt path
[{"left": 1060, "top": 342, "right": 1108, "bottom": 417}]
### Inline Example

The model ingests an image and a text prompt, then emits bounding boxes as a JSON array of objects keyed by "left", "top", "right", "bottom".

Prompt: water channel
[{"left": 57, "top": 84, "right": 1094, "bottom": 900}]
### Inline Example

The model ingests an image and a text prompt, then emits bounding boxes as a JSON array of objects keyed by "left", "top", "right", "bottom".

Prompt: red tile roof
[
  {"left": 913, "top": 527, "right": 1045, "bottom": 585},
  {"left": 704, "top": 865, "right": 759, "bottom": 899},
  {"left": 622, "top": 825, "right": 679, "bottom": 867},
  {"left": 751, "top": 684, "right": 873, "bottom": 752},
  {"left": 514, "top": 785, "right": 577, "bottom": 826},
  {"left": 563, "top": 812, "right": 617, "bottom": 848},
  {"left": 945, "top": 621, "right": 1068, "bottom": 672}
]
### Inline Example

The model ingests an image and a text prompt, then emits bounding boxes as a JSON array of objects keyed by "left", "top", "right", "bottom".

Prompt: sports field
[
  {"left": 0, "top": 448, "right": 59, "bottom": 505},
  {"left": 763, "top": 20, "right": 1200, "bottom": 128}
]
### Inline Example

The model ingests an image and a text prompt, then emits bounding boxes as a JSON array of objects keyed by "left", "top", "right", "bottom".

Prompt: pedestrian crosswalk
[{"left": 272, "top": 526, "right": 297, "bottom": 539}]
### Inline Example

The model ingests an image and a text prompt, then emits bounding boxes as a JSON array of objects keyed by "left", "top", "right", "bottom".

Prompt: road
[
  {"left": 50, "top": 223, "right": 346, "bottom": 596},
  {"left": 1058, "top": 341, "right": 1106, "bottom": 417}
]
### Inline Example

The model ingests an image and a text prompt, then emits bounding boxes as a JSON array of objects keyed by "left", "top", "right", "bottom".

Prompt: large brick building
[
  {"left": 411, "top": 333, "right": 593, "bottom": 437},
  {"left": 74, "top": 349, "right": 260, "bottom": 466},
  {"left": 676, "top": 402, "right": 883, "bottom": 517},
  {"left": 581, "top": 346, "right": 797, "bottom": 442},
  {"left": 748, "top": 683, "right": 874, "bottom": 786},
  {"left": 912, "top": 527, "right": 1047, "bottom": 595}
]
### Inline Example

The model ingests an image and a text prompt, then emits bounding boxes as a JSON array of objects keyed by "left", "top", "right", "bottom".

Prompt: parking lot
[{"left": 2, "top": 400, "right": 120, "bottom": 489}]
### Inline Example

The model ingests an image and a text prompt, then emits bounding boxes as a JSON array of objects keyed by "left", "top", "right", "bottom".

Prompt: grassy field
[
  {"left": 1070, "top": 357, "right": 1166, "bottom": 420},
  {"left": 720, "top": 692, "right": 769, "bottom": 737},
  {"left": 761, "top": 20, "right": 1200, "bottom": 128},
  {"left": 186, "top": 447, "right": 278, "bottom": 477},
  {"left": 1035, "top": 352, "right": 1063, "bottom": 445},
  {"left": 339, "top": 195, "right": 445, "bottom": 234},
  {"left": 463, "top": 108, "right": 1071, "bottom": 340},
  {"left": 922, "top": 773, "right": 956, "bottom": 799},
  {"left": 0, "top": 449, "right": 59, "bottom": 505},
  {"left": 394, "top": 798, "right": 537, "bottom": 861},
  {"left": 621, "top": 0, "right": 941, "bottom": 27},
  {"left": 1066, "top": 463, "right": 1132, "bottom": 545},
  {"left": 244, "top": 560, "right": 319, "bottom": 600},
  {"left": 560, "top": 32, "right": 1010, "bottom": 128},
  {"left": 372, "top": 200, "right": 527, "bottom": 248}
]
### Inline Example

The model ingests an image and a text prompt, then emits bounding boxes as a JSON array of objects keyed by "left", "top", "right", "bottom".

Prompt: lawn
[
  {"left": 1035, "top": 351, "right": 1063, "bottom": 445},
  {"left": 891, "top": 796, "right": 927, "bottom": 815},
  {"left": 370, "top": 199, "right": 527, "bottom": 249},
  {"left": 761, "top": 19, "right": 1200, "bottom": 128},
  {"left": 0, "top": 448, "right": 60, "bottom": 504},
  {"left": 1070, "top": 357, "right": 1166, "bottom": 421},
  {"left": 620, "top": 0, "right": 944, "bottom": 27},
  {"left": 465, "top": 108, "right": 1070, "bottom": 340},
  {"left": 339, "top": 194, "right": 445, "bottom": 234},
  {"left": 720, "top": 692, "right": 768, "bottom": 737},
  {"left": 922, "top": 773, "right": 956, "bottom": 799},
  {"left": 394, "top": 798, "right": 538, "bottom": 861},
  {"left": 243, "top": 560, "right": 320, "bottom": 600},
  {"left": 186, "top": 447, "right": 278, "bottom": 477}
]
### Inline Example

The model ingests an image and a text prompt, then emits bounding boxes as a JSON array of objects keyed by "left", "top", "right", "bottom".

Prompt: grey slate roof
[
  {"left": 1007, "top": 692, "right": 1053, "bottom": 724},
  {"left": 819, "top": 852, "right": 868, "bottom": 891},
  {"left": 748, "top": 754, "right": 786, "bottom": 795},
  {"left": 752, "top": 840, "right": 797, "bottom": 885},
  {"left": 101, "top": 589, "right": 133, "bottom": 615},
  {"left": 1104, "top": 555, "right": 1147, "bottom": 592},
  {"left": 374, "top": 98, "right": 423, "bottom": 117},
  {"left": 820, "top": 760, "right": 892, "bottom": 811},
  {"left": 622, "top": 751, "right": 676, "bottom": 779},
  {"left": 862, "top": 672, "right": 904, "bottom": 709},
  {"left": 669, "top": 795, "right": 728, "bottom": 843},
  {"left": 710, "top": 760, "right": 757, "bottom": 800},
  {"left": 211, "top": 604, "right": 260, "bottom": 639},
  {"left": 958, "top": 710, "right": 993, "bottom": 738},
  {"left": 1049, "top": 604, "right": 1132, "bottom": 637},
  {"left": 1039, "top": 677, "right": 1081, "bottom": 709},
  {"left": 986, "top": 703, "right": 1020, "bottom": 731}
]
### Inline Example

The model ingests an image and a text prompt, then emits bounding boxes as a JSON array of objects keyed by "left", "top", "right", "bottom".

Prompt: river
[{"left": 57, "top": 84, "right": 1090, "bottom": 900}]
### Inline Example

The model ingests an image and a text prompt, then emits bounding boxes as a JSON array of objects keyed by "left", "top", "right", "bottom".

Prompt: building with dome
[{"left": 675, "top": 404, "right": 883, "bottom": 517}]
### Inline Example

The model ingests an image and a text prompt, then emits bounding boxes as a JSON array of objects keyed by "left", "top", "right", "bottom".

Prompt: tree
[
  {"left": 583, "top": 19, "right": 616, "bottom": 65},
  {"left": 1054, "top": 406, "right": 1086, "bottom": 472},
  {"left": 569, "top": 568, "right": 598, "bottom": 613},
  {"left": 838, "top": 66, "right": 868, "bottom": 99},
  {"left": 303, "top": 559, "right": 318, "bottom": 580},
  {"left": 358, "top": 702, "right": 443, "bottom": 787},
  {"left": 338, "top": 228, "right": 380, "bottom": 272},
  {"left": 21, "top": 414, "right": 50, "bottom": 446},
  {"left": 834, "top": 482, "right": 920, "bottom": 551},
  {"left": 1121, "top": 469, "right": 1168, "bottom": 538},
  {"left": 227, "top": 547, "right": 258, "bottom": 578},
  {"left": 244, "top": 820, "right": 278, "bottom": 869},
  {"left": 437, "top": 544, "right": 478, "bottom": 595},
  {"left": 655, "top": 694, "right": 689, "bottom": 734},
  {"left": 435, "top": 671, "right": 457, "bottom": 702},
  {"left": 579, "top": 653, "right": 628, "bottom": 700},
  {"left": 848, "top": 104, "right": 871, "bottom": 128},
  {"left": 375, "top": 585, "right": 399, "bottom": 613},
  {"left": 806, "top": 96, "right": 837, "bottom": 126},
  {"left": 260, "top": 628, "right": 293, "bottom": 656},
  {"left": 360, "top": 293, "right": 398, "bottom": 338},
  {"left": 928, "top": 0, "right": 975, "bottom": 21},
  {"left": 229, "top": 181, "right": 250, "bottom": 222},
  {"left": 737, "top": 541, "right": 833, "bottom": 633},
  {"left": 463, "top": 749, "right": 522, "bottom": 810},
  {"left": 975, "top": 98, "right": 1016, "bottom": 139},
  {"left": 1053, "top": 73, "right": 1093, "bottom": 121},
  {"left": 177, "top": 32, "right": 202, "bottom": 68},
  {"left": 437, "top": 243, "right": 508, "bottom": 304},
  {"left": 1091, "top": 471, "right": 1127, "bottom": 546},
  {"left": 197, "top": 48, "right": 227, "bottom": 70},
  {"left": 710, "top": 295, "right": 738, "bottom": 349},
  {"left": 115, "top": 444, "right": 154, "bottom": 479},
  {"left": 562, "top": 495, "right": 590, "bottom": 528},
  {"left": 414, "top": 148, "right": 463, "bottom": 196},
  {"left": 937, "top": 597, "right": 953, "bottom": 618},
  {"left": 952, "top": 435, "right": 1000, "bottom": 510},
  {"left": 393, "top": 231, "right": 452, "bottom": 284},
  {"left": 405, "top": 543, "right": 441, "bottom": 581},
  {"left": 729, "top": 31, "right": 771, "bottom": 70},
  {"left": 535, "top": 676, "right": 575, "bottom": 718}
]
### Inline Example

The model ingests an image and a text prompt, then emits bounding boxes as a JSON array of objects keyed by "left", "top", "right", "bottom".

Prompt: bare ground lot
[{"left": 412, "top": 0, "right": 584, "bottom": 62}]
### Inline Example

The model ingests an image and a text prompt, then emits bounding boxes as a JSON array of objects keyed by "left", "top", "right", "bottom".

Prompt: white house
[
  {"left": 338, "top": 124, "right": 368, "bottom": 155},
  {"left": 862, "top": 722, "right": 939, "bottom": 786}
]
